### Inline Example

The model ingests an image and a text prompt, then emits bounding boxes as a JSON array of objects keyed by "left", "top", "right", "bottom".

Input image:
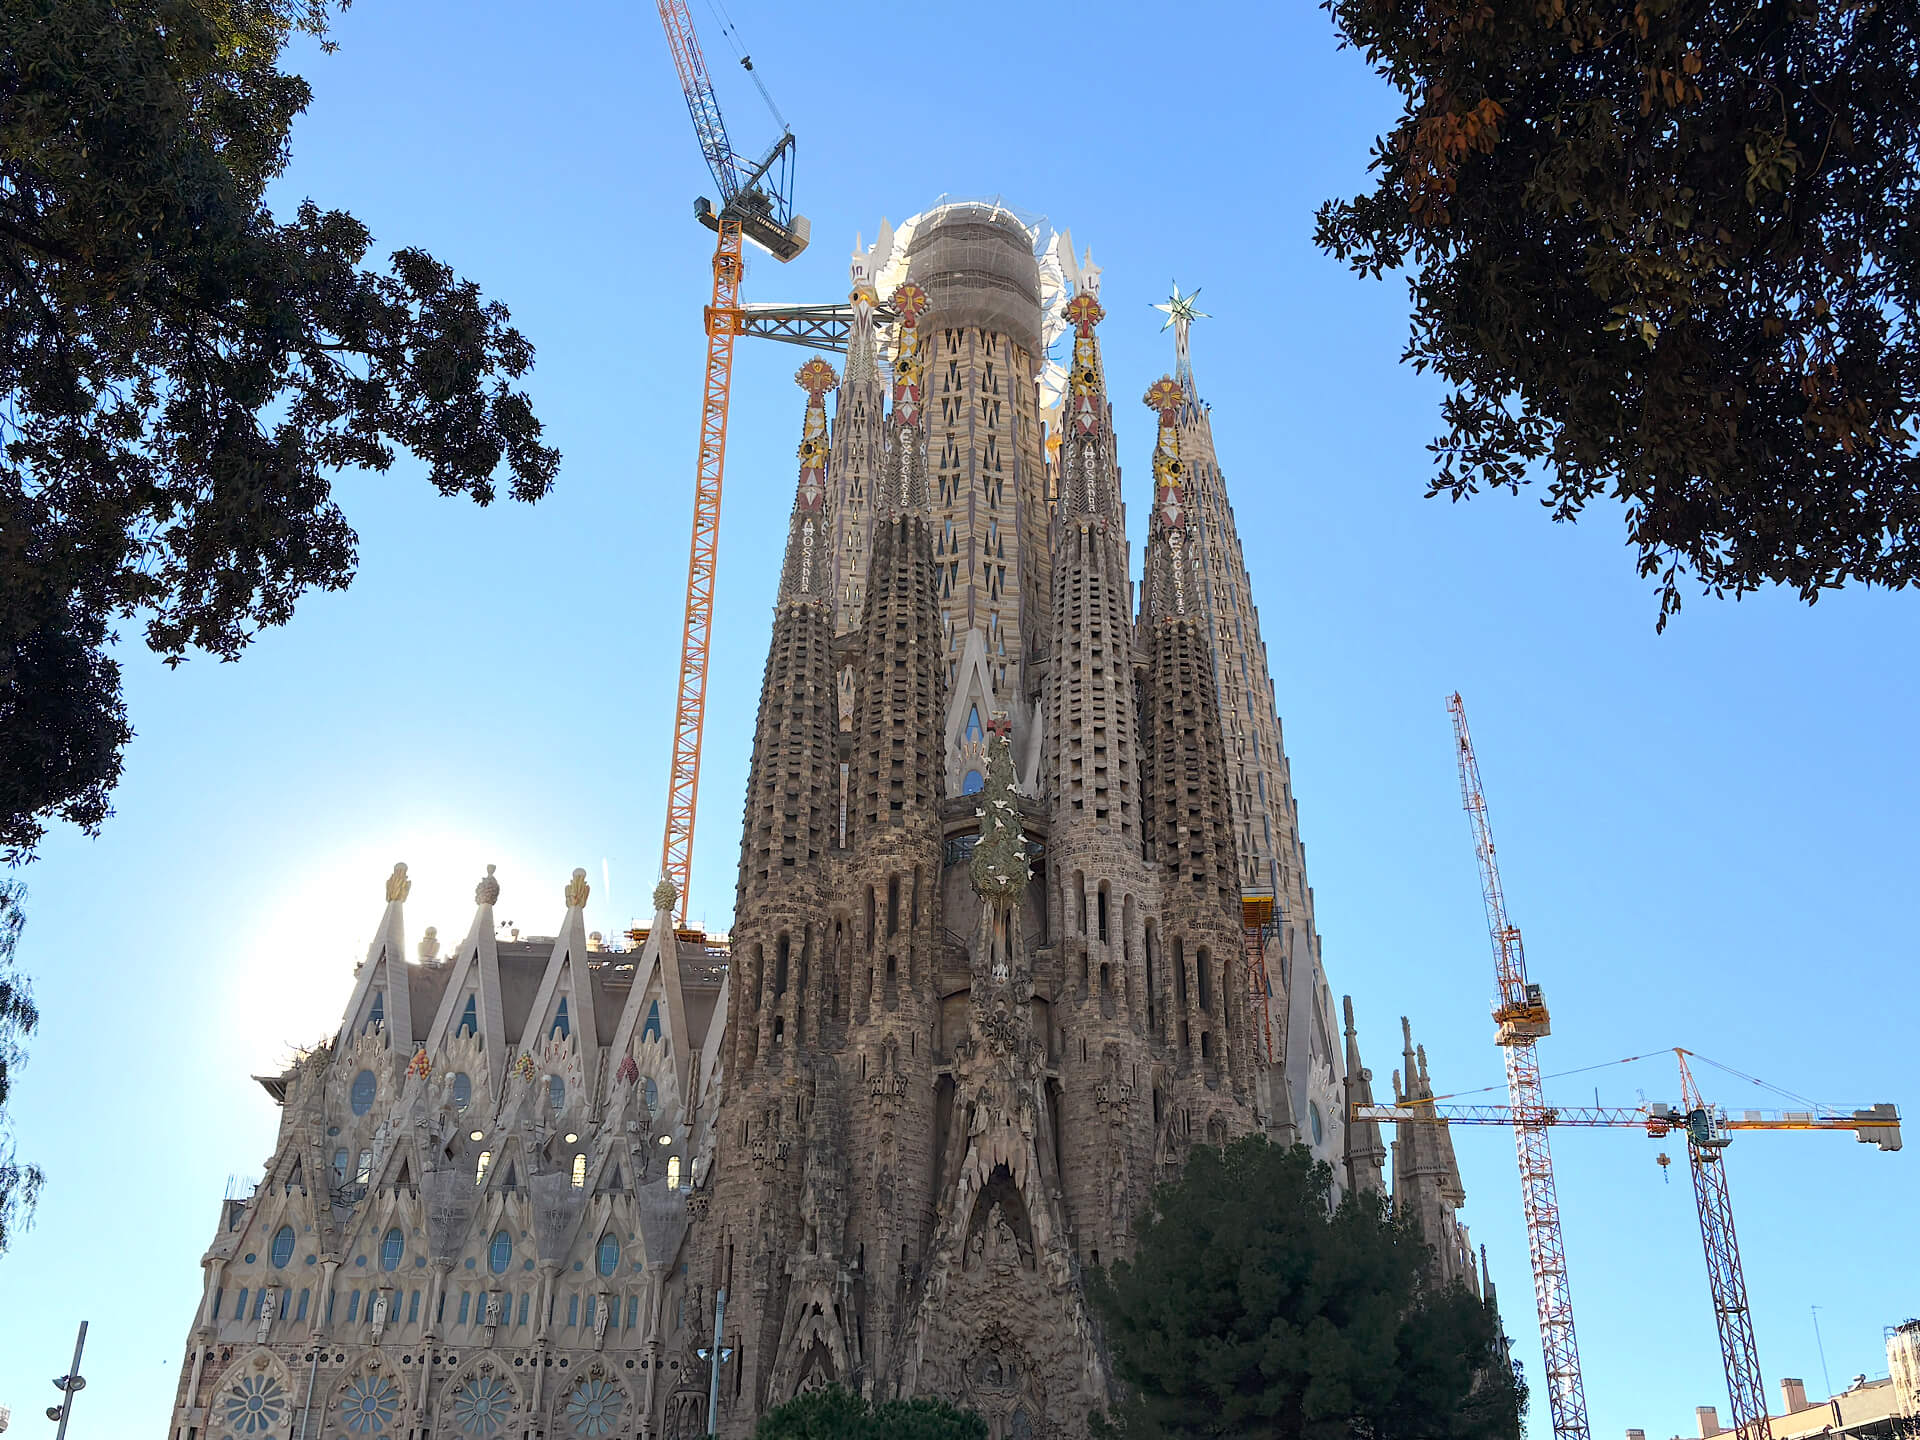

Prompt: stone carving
[
  {"left": 385, "top": 863, "right": 411, "bottom": 903},
  {"left": 565, "top": 867, "right": 591, "bottom": 909},
  {"left": 475, "top": 863, "right": 500, "bottom": 906},
  {"left": 418, "top": 925, "right": 440, "bottom": 961}
]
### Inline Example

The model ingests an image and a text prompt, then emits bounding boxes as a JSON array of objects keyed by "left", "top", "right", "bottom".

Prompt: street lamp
[
  {"left": 696, "top": 1289, "right": 733, "bottom": 1437},
  {"left": 46, "top": 1322, "right": 88, "bottom": 1439}
]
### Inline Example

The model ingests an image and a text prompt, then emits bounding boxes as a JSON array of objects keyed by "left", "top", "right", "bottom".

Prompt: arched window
[
  {"left": 1309, "top": 1101, "right": 1324, "bottom": 1146},
  {"left": 489, "top": 1229, "right": 512, "bottom": 1274},
  {"left": 332, "top": 1148, "right": 349, "bottom": 1182},
  {"left": 456, "top": 994, "right": 478, "bottom": 1038},
  {"left": 551, "top": 997, "right": 570, "bottom": 1041},
  {"left": 643, "top": 1078, "right": 659, "bottom": 1113},
  {"left": 666, "top": 1156, "right": 681, "bottom": 1190},
  {"left": 597, "top": 1232, "right": 620, "bottom": 1277},
  {"left": 451, "top": 1072, "right": 472, "bottom": 1112},
  {"left": 271, "top": 1225, "right": 295, "bottom": 1268},
  {"left": 381, "top": 1227, "right": 404, "bottom": 1271},
  {"left": 641, "top": 1000, "right": 662, "bottom": 1043},
  {"left": 476, "top": 1150, "right": 492, "bottom": 1185},
  {"left": 350, "top": 1069, "right": 376, "bottom": 1115},
  {"left": 570, "top": 1153, "right": 587, "bottom": 1188},
  {"left": 962, "top": 770, "right": 984, "bottom": 794},
  {"left": 548, "top": 1075, "right": 566, "bottom": 1112},
  {"left": 355, "top": 1149, "right": 373, "bottom": 1185},
  {"left": 365, "top": 990, "right": 384, "bottom": 1034},
  {"left": 965, "top": 706, "right": 983, "bottom": 743}
]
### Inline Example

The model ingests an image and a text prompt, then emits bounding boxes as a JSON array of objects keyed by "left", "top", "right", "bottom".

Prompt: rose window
[
  {"left": 564, "top": 1376, "right": 624, "bottom": 1438},
  {"left": 451, "top": 1372, "right": 513, "bottom": 1436},
  {"left": 222, "top": 1373, "right": 287, "bottom": 1435},
  {"left": 340, "top": 1373, "right": 400, "bottom": 1434}
]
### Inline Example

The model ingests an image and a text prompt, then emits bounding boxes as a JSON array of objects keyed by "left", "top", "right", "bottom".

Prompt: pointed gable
[
  {"left": 425, "top": 865, "right": 512, "bottom": 1091},
  {"left": 335, "top": 864, "right": 414, "bottom": 1053}
]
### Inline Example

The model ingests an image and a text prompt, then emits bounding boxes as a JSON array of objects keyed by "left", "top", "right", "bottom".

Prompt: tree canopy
[
  {"left": 753, "top": 1386, "right": 988, "bottom": 1440},
  {"left": 1087, "top": 1137, "right": 1523, "bottom": 1439},
  {"left": 0, "top": 0, "right": 558, "bottom": 859},
  {"left": 1316, "top": 0, "right": 1920, "bottom": 625}
]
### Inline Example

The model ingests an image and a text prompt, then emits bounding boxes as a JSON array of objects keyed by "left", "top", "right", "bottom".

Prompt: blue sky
[{"left": 1, "top": 1, "right": 1914, "bottom": 1432}]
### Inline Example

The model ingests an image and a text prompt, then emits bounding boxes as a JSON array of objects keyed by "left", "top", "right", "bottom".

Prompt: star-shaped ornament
[{"left": 1153, "top": 283, "right": 1211, "bottom": 331}]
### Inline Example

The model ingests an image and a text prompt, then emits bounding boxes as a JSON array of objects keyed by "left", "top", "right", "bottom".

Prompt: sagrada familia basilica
[{"left": 166, "top": 203, "right": 1494, "bottom": 1440}]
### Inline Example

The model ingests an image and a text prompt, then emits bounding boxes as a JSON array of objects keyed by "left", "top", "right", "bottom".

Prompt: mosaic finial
[{"left": 565, "top": 867, "right": 591, "bottom": 909}]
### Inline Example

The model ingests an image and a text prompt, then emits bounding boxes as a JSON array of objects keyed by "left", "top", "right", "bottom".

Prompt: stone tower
[
  {"left": 163, "top": 201, "right": 1471, "bottom": 1440},
  {"left": 689, "top": 210, "right": 1267, "bottom": 1439},
  {"left": 1157, "top": 293, "right": 1350, "bottom": 1175}
]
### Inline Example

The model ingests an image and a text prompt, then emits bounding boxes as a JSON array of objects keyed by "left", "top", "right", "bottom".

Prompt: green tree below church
[
  {"left": 754, "top": 1386, "right": 988, "bottom": 1440},
  {"left": 1088, "top": 1136, "right": 1524, "bottom": 1439}
]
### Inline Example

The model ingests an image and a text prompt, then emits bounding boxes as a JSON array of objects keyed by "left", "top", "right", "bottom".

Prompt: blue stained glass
[
  {"left": 597, "top": 1232, "right": 620, "bottom": 1277},
  {"left": 644, "top": 1078, "right": 659, "bottom": 1112},
  {"left": 965, "top": 706, "right": 983, "bottom": 742},
  {"left": 350, "top": 1070, "right": 376, "bottom": 1115},
  {"left": 347, "top": 1290, "right": 359, "bottom": 1323},
  {"left": 452, "top": 1072, "right": 472, "bottom": 1111},
  {"left": 234, "top": 1287, "right": 248, "bottom": 1321},
  {"left": 518, "top": 1293, "right": 528, "bottom": 1327},
  {"left": 365, "top": 990, "right": 384, "bottom": 1033},
  {"left": 489, "top": 1230, "right": 512, "bottom": 1275},
  {"left": 459, "top": 1291, "right": 470, "bottom": 1325},
  {"left": 296, "top": 1288, "right": 310, "bottom": 1321},
  {"left": 271, "top": 1225, "right": 295, "bottom": 1267},
  {"left": 567, "top": 1293, "right": 578, "bottom": 1327},
  {"left": 340, "top": 1372, "right": 400, "bottom": 1434},
  {"left": 551, "top": 997, "right": 570, "bottom": 1040},
  {"left": 456, "top": 994, "right": 478, "bottom": 1037},
  {"left": 408, "top": 1290, "right": 420, "bottom": 1324},
  {"left": 641, "top": 1001, "right": 661, "bottom": 1043},
  {"left": 381, "top": 1227, "right": 403, "bottom": 1271},
  {"left": 626, "top": 1294, "right": 638, "bottom": 1329},
  {"left": 333, "top": 1147, "right": 348, "bottom": 1181}
]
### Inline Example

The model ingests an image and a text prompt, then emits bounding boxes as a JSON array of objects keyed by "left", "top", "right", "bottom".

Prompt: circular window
[
  {"left": 488, "top": 1229, "right": 513, "bottom": 1275},
  {"left": 271, "top": 1226, "right": 295, "bottom": 1268},
  {"left": 381, "top": 1227, "right": 404, "bottom": 1272},
  {"left": 350, "top": 1069, "right": 377, "bottom": 1116},
  {"left": 452, "top": 1072, "right": 472, "bottom": 1112},
  {"left": 596, "top": 1232, "right": 620, "bottom": 1278},
  {"left": 548, "top": 1075, "right": 565, "bottom": 1112},
  {"left": 1309, "top": 1101, "right": 1324, "bottom": 1145}
]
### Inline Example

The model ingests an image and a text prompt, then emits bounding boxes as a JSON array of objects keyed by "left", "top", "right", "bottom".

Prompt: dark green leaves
[
  {"left": 0, "top": 0, "right": 558, "bottom": 858},
  {"left": 1317, "top": 0, "right": 1920, "bottom": 626},
  {"left": 754, "top": 1386, "right": 988, "bottom": 1440},
  {"left": 1087, "top": 1137, "right": 1523, "bottom": 1440}
]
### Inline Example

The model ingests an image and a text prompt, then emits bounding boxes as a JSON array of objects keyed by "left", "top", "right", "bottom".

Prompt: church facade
[{"left": 165, "top": 202, "right": 1482, "bottom": 1440}]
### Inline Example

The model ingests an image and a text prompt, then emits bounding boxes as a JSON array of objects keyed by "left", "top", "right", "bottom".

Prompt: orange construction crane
[
  {"left": 1448, "top": 693, "right": 1589, "bottom": 1440},
  {"left": 652, "top": 0, "right": 810, "bottom": 927},
  {"left": 1353, "top": 1049, "right": 1901, "bottom": 1440}
]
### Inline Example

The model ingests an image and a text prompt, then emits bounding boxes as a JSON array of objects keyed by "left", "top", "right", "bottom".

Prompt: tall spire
[
  {"left": 1056, "top": 290, "right": 1120, "bottom": 523},
  {"left": 877, "top": 281, "right": 931, "bottom": 518},
  {"left": 778, "top": 357, "right": 839, "bottom": 605},
  {"left": 1341, "top": 995, "right": 1387, "bottom": 1197},
  {"left": 1152, "top": 282, "right": 1210, "bottom": 400},
  {"left": 1141, "top": 376, "right": 1200, "bottom": 623}
]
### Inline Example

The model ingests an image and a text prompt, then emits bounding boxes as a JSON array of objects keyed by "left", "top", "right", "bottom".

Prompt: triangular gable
[
  {"left": 425, "top": 884, "right": 511, "bottom": 1092},
  {"left": 610, "top": 896, "right": 693, "bottom": 1096},
  {"left": 335, "top": 887, "right": 411, "bottom": 1052},
  {"left": 523, "top": 886, "right": 602, "bottom": 1077},
  {"left": 943, "top": 628, "right": 1002, "bottom": 796}
]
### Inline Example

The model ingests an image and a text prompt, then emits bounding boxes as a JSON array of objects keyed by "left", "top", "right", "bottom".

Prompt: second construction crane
[{"left": 1449, "top": 693, "right": 1590, "bottom": 1440}]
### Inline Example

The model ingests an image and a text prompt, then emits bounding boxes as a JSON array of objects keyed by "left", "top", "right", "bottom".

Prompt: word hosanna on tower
[{"left": 166, "top": 202, "right": 1492, "bottom": 1440}]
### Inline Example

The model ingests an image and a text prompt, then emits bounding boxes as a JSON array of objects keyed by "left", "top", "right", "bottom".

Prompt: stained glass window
[
  {"left": 456, "top": 994, "right": 478, "bottom": 1037},
  {"left": 549, "top": 1075, "right": 565, "bottom": 1112},
  {"left": 596, "top": 1233, "right": 620, "bottom": 1277},
  {"left": 340, "top": 1371, "right": 400, "bottom": 1434},
  {"left": 489, "top": 1230, "right": 512, "bottom": 1275},
  {"left": 221, "top": 1371, "right": 287, "bottom": 1435},
  {"left": 641, "top": 1001, "right": 661, "bottom": 1044},
  {"left": 381, "top": 1228, "right": 403, "bottom": 1271},
  {"left": 450, "top": 1371, "right": 513, "bottom": 1436},
  {"left": 551, "top": 997, "right": 570, "bottom": 1040},
  {"left": 350, "top": 1070, "right": 376, "bottom": 1115},
  {"left": 271, "top": 1225, "right": 295, "bottom": 1267},
  {"left": 452, "top": 1072, "right": 472, "bottom": 1111}
]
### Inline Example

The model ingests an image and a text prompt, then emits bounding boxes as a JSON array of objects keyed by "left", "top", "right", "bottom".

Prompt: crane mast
[
  {"left": 652, "top": 0, "right": 808, "bottom": 926},
  {"left": 1449, "top": 694, "right": 1590, "bottom": 1440},
  {"left": 1354, "top": 1055, "right": 1900, "bottom": 1440}
]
